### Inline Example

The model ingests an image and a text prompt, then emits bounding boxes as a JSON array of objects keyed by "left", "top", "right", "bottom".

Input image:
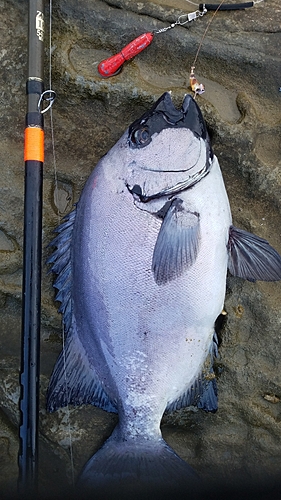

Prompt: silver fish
[{"left": 47, "top": 93, "right": 281, "bottom": 495}]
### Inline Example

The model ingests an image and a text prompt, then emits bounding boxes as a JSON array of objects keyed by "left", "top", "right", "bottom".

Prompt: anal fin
[{"left": 166, "top": 331, "right": 218, "bottom": 414}]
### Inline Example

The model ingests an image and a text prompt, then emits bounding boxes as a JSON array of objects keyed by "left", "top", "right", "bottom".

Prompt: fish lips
[{"left": 128, "top": 92, "right": 212, "bottom": 153}]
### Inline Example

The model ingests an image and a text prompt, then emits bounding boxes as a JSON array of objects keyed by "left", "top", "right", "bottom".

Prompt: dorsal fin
[
  {"left": 47, "top": 209, "right": 76, "bottom": 332},
  {"left": 47, "top": 322, "right": 117, "bottom": 413},
  {"left": 47, "top": 208, "right": 117, "bottom": 413}
]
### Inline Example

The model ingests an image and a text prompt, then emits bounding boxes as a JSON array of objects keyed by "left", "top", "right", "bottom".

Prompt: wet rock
[
  {"left": 0, "top": 408, "right": 18, "bottom": 497},
  {"left": 0, "top": 231, "right": 15, "bottom": 252},
  {"left": 0, "top": 0, "right": 281, "bottom": 495},
  {"left": 52, "top": 180, "right": 73, "bottom": 215}
]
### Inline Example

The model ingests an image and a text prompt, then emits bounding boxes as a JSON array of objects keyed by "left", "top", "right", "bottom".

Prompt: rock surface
[{"left": 0, "top": 0, "right": 281, "bottom": 497}]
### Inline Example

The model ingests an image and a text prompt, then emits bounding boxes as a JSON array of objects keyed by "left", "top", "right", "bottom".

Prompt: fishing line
[
  {"left": 185, "top": 0, "right": 201, "bottom": 5},
  {"left": 189, "top": 0, "right": 226, "bottom": 98},
  {"left": 189, "top": 0, "right": 264, "bottom": 77},
  {"left": 97, "top": 0, "right": 264, "bottom": 97},
  {"left": 192, "top": 0, "right": 225, "bottom": 69},
  {"left": 47, "top": 0, "right": 75, "bottom": 486},
  {"left": 189, "top": 0, "right": 263, "bottom": 97}
]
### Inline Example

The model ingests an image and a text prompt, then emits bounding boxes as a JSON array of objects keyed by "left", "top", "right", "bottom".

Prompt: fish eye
[{"left": 130, "top": 126, "right": 151, "bottom": 147}]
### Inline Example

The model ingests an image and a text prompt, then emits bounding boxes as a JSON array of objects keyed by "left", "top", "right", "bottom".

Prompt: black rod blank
[{"left": 18, "top": 0, "right": 45, "bottom": 493}]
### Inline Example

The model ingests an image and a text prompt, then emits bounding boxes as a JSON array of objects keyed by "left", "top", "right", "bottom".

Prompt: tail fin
[{"left": 78, "top": 435, "right": 199, "bottom": 499}]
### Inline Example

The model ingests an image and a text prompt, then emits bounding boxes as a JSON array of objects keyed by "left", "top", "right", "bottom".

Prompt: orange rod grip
[{"left": 24, "top": 127, "right": 44, "bottom": 162}]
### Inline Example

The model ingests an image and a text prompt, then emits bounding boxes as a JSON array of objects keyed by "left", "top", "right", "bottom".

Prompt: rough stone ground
[{"left": 0, "top": 0, "right": 281, "bottom": 497}]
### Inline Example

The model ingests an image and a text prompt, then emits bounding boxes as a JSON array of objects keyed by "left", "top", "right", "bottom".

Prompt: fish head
[{"left": 118, "top": 92, "right": 213, "bottom": 203}]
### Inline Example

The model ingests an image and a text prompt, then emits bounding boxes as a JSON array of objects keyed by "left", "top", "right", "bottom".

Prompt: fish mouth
[{"left": 128, "top": 92, "right": 212, "bottom": 151}]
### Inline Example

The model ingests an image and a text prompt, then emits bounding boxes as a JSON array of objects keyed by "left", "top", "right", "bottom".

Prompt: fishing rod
[{"left": 18, "top": 0, "right": 45, "bottom": 493}]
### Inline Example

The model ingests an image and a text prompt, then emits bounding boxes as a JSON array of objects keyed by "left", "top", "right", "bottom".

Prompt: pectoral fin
[
  {"left": 228, "top": 225, "right": 281, "bottom": 282},
  {"left": 152, "top": 199, "right": 200, "bottom": 285}
]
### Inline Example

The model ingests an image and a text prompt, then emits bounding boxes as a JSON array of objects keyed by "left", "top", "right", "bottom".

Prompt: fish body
[
  {"left": 47, "top": 93, "right": 281, "bottom": 493},
  {"left": 73, "top": 139, "right": 229, "bottom": 423}
]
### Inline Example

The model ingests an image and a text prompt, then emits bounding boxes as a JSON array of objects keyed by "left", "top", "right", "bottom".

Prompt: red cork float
[{"left": 98, "top": 32, "right": 154, "bottom": 77}]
